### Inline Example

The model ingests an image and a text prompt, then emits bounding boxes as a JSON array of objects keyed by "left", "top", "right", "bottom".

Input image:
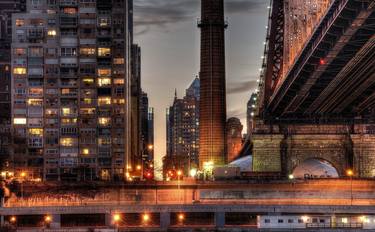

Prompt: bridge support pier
[
  {"left": 160, "top": 212, "right": 170, "bottom": 229},
  {"left": 215, "top": 212, "right": 225, "bottom": 228}
]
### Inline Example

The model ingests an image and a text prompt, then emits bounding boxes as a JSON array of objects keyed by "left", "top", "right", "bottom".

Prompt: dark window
[
  {"left": 264, "top": 219, "right": 270, "bottom": 223},
  {"left": 288, "top": 219, "right": 294, "bottom": 223},
  {"left": 278, "top": 219, "right": 283, "bottom": 223}
]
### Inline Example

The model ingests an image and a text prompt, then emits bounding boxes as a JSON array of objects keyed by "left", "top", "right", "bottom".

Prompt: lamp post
[
  {"left": 346, "top": 169, "right": 353, "bottom": 205},
  {"left": 20, "top": 172, "right": 26, "bottom": 199},
  {"left": 112, "top": 213, "right": 121, "bottom": 232}
]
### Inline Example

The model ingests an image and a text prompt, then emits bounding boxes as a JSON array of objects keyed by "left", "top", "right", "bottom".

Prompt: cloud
[
  {"left": 227, "top": 79, "right": 258, "bottom": 95},
  {"left": 133, "top": 0, "right": 266, "bottom": 35},
  {"left": 227, "top": 108, "right": 245, "bottom": 118}
]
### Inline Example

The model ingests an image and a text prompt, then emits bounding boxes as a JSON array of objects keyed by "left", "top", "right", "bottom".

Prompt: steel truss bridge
[{"left": 258, "top": 0, "right": 375, "bottom": 123}]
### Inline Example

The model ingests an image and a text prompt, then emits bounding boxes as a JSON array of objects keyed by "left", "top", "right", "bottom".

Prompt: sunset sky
[{"left": 133, "top": 0, "right": 269, "bottom": 165}]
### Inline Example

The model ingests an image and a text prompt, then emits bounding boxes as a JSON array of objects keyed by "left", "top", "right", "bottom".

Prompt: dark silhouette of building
[
  {"left": 0, "top": 0, "right": 26, "bottom": 171},
  {"left": 198, "top": 0, "right": 228, "bottom": 168},
  {"left": 131, "top": 44, "right": 141, "bottom": 176},
  {"left": 226, "top": 117, "right": 243, "bottom": 162},
  {"left": 165, "top": 78, "right": 200, "bottom": 176},
  {"left": 140, "top": 92, "right": 154, "bottom": 175}
]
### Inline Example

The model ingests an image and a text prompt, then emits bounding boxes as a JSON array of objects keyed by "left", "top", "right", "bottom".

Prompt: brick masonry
[{"left": 252, "top": 123, "right": 375, "bottom": 178}]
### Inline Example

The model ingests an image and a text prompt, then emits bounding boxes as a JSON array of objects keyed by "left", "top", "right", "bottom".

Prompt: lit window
[
  {"left": 16, "top": 19, "right": 24, "bottom": 27},
  {"left": 113, "top": 58, "right": 124, "bottom": 64},
  {"left": 28, "top": 99, "right": 43, "bottom": 106},
  {"left": 63, "top": 8, "right": 77, "bottom": 14},
  {"left": 60, "top": 138, "right": 74, "bottom": 146},
  {"left": 47, "top": 29, "right": 57, "bottom": 37},
  {"left": 98, "top": 48, "right": 111, "bottom": 57},
  {"left": 61, "top": 108, "right": 71, "bottom": 116},
  {"left": 14, "top": 48, "right": 26, "bottom": 56},
  {"left": 80, "top": 108, "right": 95, "bottom": 115},
  {"left": 341, "top": 218, "right": 348, "bottom": 224},
  {"left": 82, "top": 148, "right": 90, "bottom": 155},
  {"left": 98, "top": 69, "right": 111, "bottom": 77},
  {"left": 80, "top": 48, "right": 96, "bottom": 55},
  {"left": 29, "top": 88, "right": 43, "bottom": 95},
  {"left": 98, "top": 97, "right": 111, "bottom": 106},
  {"left": 113, "top": 78, "right": 124, "bottom": 85},
  {"left": 83, "top": 78, "right": 94, "bottom": 85},
  {"left": 14, "top": 118, "right": 26, "bottom": 125},
  {"left": 98, "top": 117, "right": 111, "bottom": 126},
  {"left": 113, "top": 99, "right": 125, "bottom": 104},
  {"left": 61, "top": 118, "right": 77, "bottom": 125},
  {"left": 98, "top": 78, "right": 111, "bottom": 86},
  {"left": 13, "top": 67, "right": 27, "bottom": 75},
  {"left": 98, "top": 18, "right": 110, "bottom": 27},
  {"left": 29, "top": 128, "right": 43, "bottom": 136},
  {"left": 83, "top": 98, "right": 93, "bottom": 104}
]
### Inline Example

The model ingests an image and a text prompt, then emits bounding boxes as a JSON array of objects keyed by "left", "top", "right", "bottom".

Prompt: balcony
[
  {"left": 59, "top": 0, "right": 78, "bottom": 7},
  {"left": 60, "top": 17, "right": 78, "bottom": 28},
  {"left": 27, "top": 28, "right": 44, "bottom": 43}
]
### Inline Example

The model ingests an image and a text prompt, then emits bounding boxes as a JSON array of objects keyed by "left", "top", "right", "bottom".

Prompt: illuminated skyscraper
[
  {"left": 198, "top": 0, "right": 227, "bottom": 168},
  {"left": 11, "top": 0, "right": 133, "bottom": 181}
]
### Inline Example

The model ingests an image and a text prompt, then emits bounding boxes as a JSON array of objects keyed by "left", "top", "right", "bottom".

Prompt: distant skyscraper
[
  {"left": 246, "top": 93, "right": 257, "bottom": 137},
  {"left": 11, "top": 0, "right": 133, "bottom": 181},
  {"left": 0, "top": 0, "right": 26, "bottom": 170},
  {"left": 165, "top": 78, "right": 200, "bottom": 175},
  {"left": 131, "top": 44, "right": 141, "bottom": 174},
  {"left": 226, "top": 117, "right": 243, "bottom": 162},
  {"left": 198, "top": 0, "right": 228, "bottom": 168},
  {"left": 140, "top": 92, "right": 154, "bottom": 175}
]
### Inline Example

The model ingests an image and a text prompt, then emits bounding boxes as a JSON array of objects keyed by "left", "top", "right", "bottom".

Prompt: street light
[
  {"left": 288, "top": 174, "right": 294, "bottom": 180},
  {"left": 142, "top": 213, "right": 150, "bottom": 224},
  {"left": 10, "top": 216, "right": 16, "bottom": 223},
  {"left": 190, "top": 168, "right": 197, "bottom": 178}
]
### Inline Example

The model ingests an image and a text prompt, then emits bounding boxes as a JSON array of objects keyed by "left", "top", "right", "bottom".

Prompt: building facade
[
  {"left": 198, "top": 0, "right": 227, "bottom": 168},
  {"left": 226, "top": 117, "right": 243, "bottom": 162},
  {"left": 0, "top": 0, "right": 27, "bottom": 171},
  {"left": 11, "top": 0, "right": 133, "bottom": 181},
  {"left": 139, "top": 91, "right": 154, "bottom": 177},
  {"left": 165, "top": 78, "right": 200, "bottom": 175}
]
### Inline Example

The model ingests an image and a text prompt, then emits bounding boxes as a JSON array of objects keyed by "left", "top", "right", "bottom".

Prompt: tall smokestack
[{"left": 198, "top": 0, "right": 228, "bottom": 168}]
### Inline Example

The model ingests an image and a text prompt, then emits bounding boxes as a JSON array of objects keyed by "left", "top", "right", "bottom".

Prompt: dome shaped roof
[
  {"left": 229, "top": 155, "right": 252, "bottom": 172},
  {"left": 292, "top": 159, "right": 339, "bottom": 178}
]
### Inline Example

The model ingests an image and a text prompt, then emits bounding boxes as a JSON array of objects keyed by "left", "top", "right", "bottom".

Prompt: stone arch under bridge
[
  {"left": 283, "top": 134, "right": 351, "bottom": 177},
  {"left": 291, "top": 158, "right": 339, "bottom": 179}
]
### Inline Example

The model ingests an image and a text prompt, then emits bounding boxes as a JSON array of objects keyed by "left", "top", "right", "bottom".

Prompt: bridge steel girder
[
  {"left": 259, "top": 0, "right": 284, "bottom": 116},
  {"left": 264, "top": 0, "right": 375, "bottom": 122}
]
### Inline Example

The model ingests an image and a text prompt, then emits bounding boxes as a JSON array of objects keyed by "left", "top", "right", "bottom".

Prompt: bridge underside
[{"left": 265, "top": 0, "right": 375, "bottom": 122}]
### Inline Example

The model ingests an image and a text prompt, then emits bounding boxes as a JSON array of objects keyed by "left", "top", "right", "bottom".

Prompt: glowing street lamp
[
  {"left": 288, "top": 174, "right": 294, "bottom": 180},
  {"left": 45, "top": 215, "right": 52, "bottom": 224},
  {"left": 113, "top": 214, "right": 121, "bottom": 222},
  {"left": 190, "top": 168, "right": 197, "bottom": 178},
  {"left": 147, "top": 145, "right": 153, "bottom": 151},
  {"left": 346, "top": 169, "right": 353, "bottom": 177},
  {"left": 178, "top": 213, "right": 185, "bottom": 221},
  {"left": 10, "top": 216, "right": 16, "bottom": 223},
  {"left": 20, "top": 172, "right": 26, "bottom": 178},
  {"left": 143, "top": 213, "right": 150, "bottom": 223}
]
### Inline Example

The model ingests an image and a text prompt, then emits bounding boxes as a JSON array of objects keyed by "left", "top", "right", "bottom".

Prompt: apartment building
[{"left": 11, "top": 0, "right": 133, "bottom": 181}]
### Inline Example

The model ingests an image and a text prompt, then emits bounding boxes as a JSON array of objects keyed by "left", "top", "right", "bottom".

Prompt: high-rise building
[
  {"left": 164, "top": 78, "right": 200, "bottom": 175},
  {"left": 246, "top": 93, "right": 257, "bottom": 138},
  {"left": 198, "top": 0, "right": 227, "bottom": 168},
  {"left": 11, "top": 0, "right": 133, "bottom": 181},
  {"left": 140, "top": 92, "right": 154, "bottom": 176},
  {"left": 130, "top": 44, "right": 141, "bottom": 175},
  {"left": 226, "top": 117, "right": 243, "bottom": 162},
  {"left": 0, "top": 0, "right": 26, "bottom": 170}
]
